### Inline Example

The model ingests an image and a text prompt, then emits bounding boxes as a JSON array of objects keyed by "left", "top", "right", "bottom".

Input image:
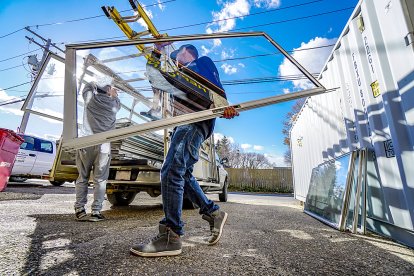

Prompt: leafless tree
[{"left": 282, "top": 99, "right": 306, "bottom": 165}]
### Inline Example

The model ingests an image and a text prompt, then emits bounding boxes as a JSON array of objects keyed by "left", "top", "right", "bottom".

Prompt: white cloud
[
  {"left": 221, "top": 63, "right": 238, "bottom": 75},
  {"left": 241, "top": 143, "right": 252, "bottom": 150},
  {"left": 254, "top": 0, "right": 281, "bottom": 8},
  {"left": 208, "top": 0, "right": 250, "bottom": 33},
  {"left": 213, "top": 39, "right": 222, "bottom": 47},
  {"left": 213, "top": 132, "right": 235, "bottom": 144},
  {"left": 265, "top": 153, "right": 288, "bottom": 167},
  {"left": 238, "top": 63, "right": 245, "bottom": 68},
  {"left": 283, "top": 88, "right": 290, "bottom": 94},
  {"left": 135, "top": 7, "right": 153, "bottom": 28},
  {"left": 156, "top": 0, "right": 166, "bottom": 11},
  {"left": 253, "top": 145, "right": 264, "bottom": 151},
  {"left": 0, "top": 89, "right": 24, "bottom": 116},
  {"left": 279, "top": 37, "right": 336, "bottom": 89},
  {"left": 200, "top": 39, "right": 223, "bottom": 56},
  {"left": 221, "top": 48, "right": 235, "bottom": 59},
  {"left": 201, "top": 45, "right": 212, "bottom": 56}
]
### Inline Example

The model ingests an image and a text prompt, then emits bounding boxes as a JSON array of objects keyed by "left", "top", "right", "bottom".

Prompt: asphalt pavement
[{"left": 0, "top": 180, "right": 413, "bottom": 275}]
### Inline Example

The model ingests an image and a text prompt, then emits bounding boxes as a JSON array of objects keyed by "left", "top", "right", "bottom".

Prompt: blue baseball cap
[{"left": 170, "top": 44, "right": 199, "bottom": 60}]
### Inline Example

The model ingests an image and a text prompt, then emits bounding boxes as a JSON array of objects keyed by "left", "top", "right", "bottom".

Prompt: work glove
[
  {"left": 154, "top": 35, "right": 172, "bottom": 51},
  {"left": 222, "top": 106, "right": 239, "bottom": 119}
]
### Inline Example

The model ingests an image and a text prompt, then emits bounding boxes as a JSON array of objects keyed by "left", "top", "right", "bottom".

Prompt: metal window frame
[
  {"left": 62, "top": 31, "right": 326, "bottom": 150},
  {"left": 21, "top": 52, "right": 65, "bottom": 123}
]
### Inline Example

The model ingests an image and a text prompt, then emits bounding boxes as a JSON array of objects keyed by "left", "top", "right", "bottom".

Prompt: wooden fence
[{"left": 226, "top": 167, "right": 293, "bottom": 193}]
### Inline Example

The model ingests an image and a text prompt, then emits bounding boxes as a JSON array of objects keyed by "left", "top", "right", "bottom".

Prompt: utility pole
[{"left": 19, "top": 27, "right": 64, "bottom": 133}]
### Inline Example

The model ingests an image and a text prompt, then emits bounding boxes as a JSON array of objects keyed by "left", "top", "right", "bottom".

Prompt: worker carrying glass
[
  {"left": 74, "top": 81, "right": 121, "bottom": 222},
  {"left": 130, "top": 43, "right": 239, "bottom": 257}
]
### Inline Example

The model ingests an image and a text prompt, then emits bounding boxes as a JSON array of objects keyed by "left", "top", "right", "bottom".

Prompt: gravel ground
[{"left": 0, "top": 182, "right": 413, "bottom": 275}]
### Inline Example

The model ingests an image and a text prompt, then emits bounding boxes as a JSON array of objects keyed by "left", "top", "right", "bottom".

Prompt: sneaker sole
[
  {"left": 75, "top": 214, "right": 87, "bottom": 221},
  {"left": 130, "top": 247, "right": 182, "bottom": 257},
  {"left": 208, "top": 212, "right": 228, "bottom": 246},
  {"left": 88, "top": 217, "right": 105, "bottom": 222}
]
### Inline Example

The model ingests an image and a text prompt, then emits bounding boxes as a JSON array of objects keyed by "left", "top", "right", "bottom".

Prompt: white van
[{"left": 10, "top": 135, "right": 62, "bottom": 185}]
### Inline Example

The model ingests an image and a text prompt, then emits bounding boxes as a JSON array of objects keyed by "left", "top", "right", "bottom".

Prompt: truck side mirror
[{"left": 220, "top": 157, "right": 229, "bottom": 167}]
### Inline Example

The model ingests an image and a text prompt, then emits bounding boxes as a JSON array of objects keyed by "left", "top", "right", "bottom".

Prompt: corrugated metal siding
[{"left": 291, "top": 0, "right": 414, "bottom": 245}]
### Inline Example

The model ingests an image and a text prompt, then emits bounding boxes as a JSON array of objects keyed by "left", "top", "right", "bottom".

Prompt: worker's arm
[{"left": 107, "top": 86, "right": 121, "bottom": 113}]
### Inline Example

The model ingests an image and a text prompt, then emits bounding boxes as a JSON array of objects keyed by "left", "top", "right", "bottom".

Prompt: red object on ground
[{"left": 0, "top": 128, "right": 24, "bottom": 192}]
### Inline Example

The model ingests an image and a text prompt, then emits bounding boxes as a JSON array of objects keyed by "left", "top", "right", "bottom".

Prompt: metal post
[
  {"left": 352, "top": 149, "right": 364, "bottom": 233},
  {"left": 62, "top": 48, "right": 78, "bottom": 141},
  {"left": 339, "top": 150, "right": 357, "bottom": 231}
]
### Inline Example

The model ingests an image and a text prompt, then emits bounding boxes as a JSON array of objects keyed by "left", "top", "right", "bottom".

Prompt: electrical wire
[
  {"left": 57, "top": 1, "right": 347, "bottom": 44},
  {"left": 0, "top": 48, "right": 42, "bottom": 63},
  {"left": 1, "top": 81, "right": 32, "bottom": 91},
  {"left": 27, "top": 0, "right": 176, "bottom": 28},
  {"left": 0, "top": 64, "right": 25, "bottom": 72},
  {"left": 0, "top": 0, "right": 175, "bottom": 41},
  {"left": 233, "top": 7, "right": 354, "bottom": 31},
  {"left": 0, "top": 28, "right": 25, "bottom": 39},
  {"left": 213, "top": 44, "right": 335, "bottom": 63},
  {"left": 160, "top": 0, "right": 323, "bottom": 32}
]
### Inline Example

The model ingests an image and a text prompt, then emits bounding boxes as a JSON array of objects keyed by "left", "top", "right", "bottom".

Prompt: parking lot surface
[{"left": 1, "top": 181, "right": 413, "bottom": 275}]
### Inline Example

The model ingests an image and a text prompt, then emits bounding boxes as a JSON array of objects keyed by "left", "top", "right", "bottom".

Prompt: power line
[
  {"left": 27, "top": 0, "right": 176, "bottom": 28},
  {"left": 1, "top": 81, "right": 32, "bottom": 91},
  {"left": 233, "top": 7, "right": 354, "bottom": 31},
  {"left": 213, "top": 44, "right": 335, "bottom": 63},
  {"left": 0, "top": 0, "right": 176, "bottom": 40},
  {"left": 0, "top": 48, "right": 41, "bottom": 63},
  {"left": 64, "top": 5, "right": 353, "bottom": 45},
  {"left": 0, "top": 27, "right": 25, "bottom": 39},
  {"left": 160, "top": 0, "right": 323, "bottom": 32},
  {"left": 0, "top": 64, "right": 25, "bottom": 72}
]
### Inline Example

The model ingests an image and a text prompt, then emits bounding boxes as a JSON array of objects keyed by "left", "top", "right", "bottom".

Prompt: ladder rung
[{"left": 132, "top": 30, "right": 151, "bottom": 39}]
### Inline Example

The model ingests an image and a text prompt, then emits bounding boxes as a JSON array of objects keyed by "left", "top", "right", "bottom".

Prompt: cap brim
[{"left": 170, "top": 49, "right": 180, "bottom": 60}]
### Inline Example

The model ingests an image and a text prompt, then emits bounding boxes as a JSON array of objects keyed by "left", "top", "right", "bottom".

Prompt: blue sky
[{"left": 0, "top": 0, "right": 358, "bottom": 166}]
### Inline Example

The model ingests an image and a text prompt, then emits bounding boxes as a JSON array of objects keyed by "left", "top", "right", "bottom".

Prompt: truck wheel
[
  {"left": 50, "top": 180, "right": 65, "bottom": 186},
  {"left": 219, "top": 178, "right": 228, "bottom": 202},
  {"left": 182, "top": 198, "right": 198, "bottom": 209},
  {"left": 107, "top": 192, "right": 137, "bottom": 206}
]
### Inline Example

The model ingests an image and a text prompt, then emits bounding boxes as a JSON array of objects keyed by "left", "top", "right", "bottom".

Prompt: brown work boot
[
  {"left": 203, "top": 210, "right": 228, "bottom": 245},
  {"left": 130, "top": 224, "right": 182, "bottom": 257}
]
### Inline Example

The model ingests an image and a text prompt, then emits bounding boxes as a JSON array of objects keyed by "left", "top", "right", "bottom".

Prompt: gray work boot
[
  {"left": 130, "top": 224, "right": 182, "bottom": 257},
  {"left": 202, "top": 210, "right": 228, "bottom": 245}
]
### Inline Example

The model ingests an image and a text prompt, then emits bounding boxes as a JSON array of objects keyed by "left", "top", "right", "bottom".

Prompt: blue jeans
[{"left": 160, "top": 124, "right": 219, "bottom": 235}]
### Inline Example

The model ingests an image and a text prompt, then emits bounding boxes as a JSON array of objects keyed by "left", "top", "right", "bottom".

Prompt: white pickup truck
[{"left": 10, "top": 134, "right": 64, "bottom": 186}]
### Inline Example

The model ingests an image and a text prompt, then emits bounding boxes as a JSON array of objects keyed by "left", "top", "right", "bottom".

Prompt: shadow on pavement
[{"left": 20, "top": 202, "right": 414, "bottom": 275}]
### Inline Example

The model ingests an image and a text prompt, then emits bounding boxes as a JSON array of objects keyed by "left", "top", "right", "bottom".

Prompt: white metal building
[{"left": 291, "top": 0, "right": 414, "bottom": 247}]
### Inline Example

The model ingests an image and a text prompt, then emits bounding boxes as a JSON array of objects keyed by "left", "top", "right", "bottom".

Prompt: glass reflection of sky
[{"left": 305, "top": 153, "right": 351, "bottom": 227}]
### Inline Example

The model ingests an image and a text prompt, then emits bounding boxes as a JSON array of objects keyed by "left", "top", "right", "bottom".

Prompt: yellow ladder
[{"left": 101, "top": 0, "right": 165, "bottom": 56}]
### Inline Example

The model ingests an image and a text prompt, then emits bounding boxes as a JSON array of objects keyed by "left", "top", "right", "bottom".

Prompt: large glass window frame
[{"left": 62, "top": 32, "right": 326, "bottom": 151}]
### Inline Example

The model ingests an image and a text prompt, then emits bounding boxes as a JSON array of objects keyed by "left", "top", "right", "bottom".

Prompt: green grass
[{"left": 228, "top": 185, "right": 293, "bottom": 194}]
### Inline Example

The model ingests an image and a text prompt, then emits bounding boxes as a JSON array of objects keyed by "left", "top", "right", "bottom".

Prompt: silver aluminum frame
[
  {"left": 21, "top": 52, "right": 65, "bottom": 122},
  {"left": 62, "top": 32, "right": 326, "bottom": 148}
]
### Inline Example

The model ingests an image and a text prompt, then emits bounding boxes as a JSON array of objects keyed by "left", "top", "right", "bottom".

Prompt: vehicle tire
[
  {"left": 182, "top": 198, "right": 198, "bottom": 209},
  {"left": 107, "top": 192, "right": 137, "bottom": 206},
  {"left": 50, "top": 180, "right": 65, "bottom": 186},
  {"left": 219, "top": 178, "right": 228, "bottom": 202},
  {"left": 9, "top": 176, "right": 28, "bottom": 183}
]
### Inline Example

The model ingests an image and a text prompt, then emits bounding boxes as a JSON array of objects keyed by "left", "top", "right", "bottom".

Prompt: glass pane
[
  {"left": 304, "top": 153, "right": 351, "bottom": 228},
  {"left": 73, "top": 35, "right": 318, "bottom": 142},
  {"left": 30, "top": 56, "right": 65, "bottom": 120}
]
